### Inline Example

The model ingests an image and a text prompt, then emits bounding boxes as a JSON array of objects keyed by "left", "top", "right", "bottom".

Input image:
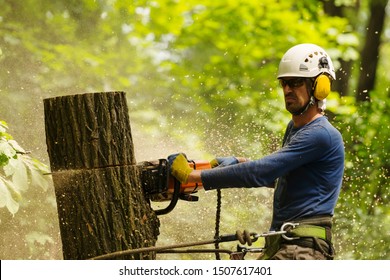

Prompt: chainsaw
[{"left": 138, "top": 158, "right": 211, "bottom": 215}]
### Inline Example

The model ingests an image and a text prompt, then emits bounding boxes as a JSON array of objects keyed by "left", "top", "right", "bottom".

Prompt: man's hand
[
  {"left": 210, "top": 156, "right": 239, "bottom": 168},
  {"left": 168, "top": 153, "right": 193, "bottom": 184}
]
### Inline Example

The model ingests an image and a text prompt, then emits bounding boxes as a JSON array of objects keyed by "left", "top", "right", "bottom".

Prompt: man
[{"left": 169, "top": 43, "right": 344, "bottom": 260}]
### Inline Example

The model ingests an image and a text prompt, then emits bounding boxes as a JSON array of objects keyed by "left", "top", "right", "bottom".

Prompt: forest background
[{"left": 0, "top": 0, "right": 389, "bottom": 260}]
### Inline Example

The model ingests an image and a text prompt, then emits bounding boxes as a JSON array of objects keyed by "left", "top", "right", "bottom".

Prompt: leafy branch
[{"left": 0, "top": 121, "right": 51, "bottom": 215}]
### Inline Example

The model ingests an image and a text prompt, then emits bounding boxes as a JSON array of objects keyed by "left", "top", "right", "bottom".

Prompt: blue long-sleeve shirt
[{"left": 201, "top": 116, "right": 344, "bottom": 230}]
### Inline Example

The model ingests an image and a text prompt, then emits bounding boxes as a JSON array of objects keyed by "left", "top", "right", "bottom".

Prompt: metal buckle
[{"left": 281, "top": 222, "right": 300, "bottom": 241}]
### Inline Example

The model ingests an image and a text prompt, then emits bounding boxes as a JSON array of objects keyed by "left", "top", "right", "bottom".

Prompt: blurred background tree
[{"left": 0, "top": 0, "right": 388, "bottom": 259}]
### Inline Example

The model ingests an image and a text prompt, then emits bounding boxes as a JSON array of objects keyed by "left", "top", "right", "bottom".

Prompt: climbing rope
[
  {"left": 90, "top": 238, "right": 221, "bottom": 260},
  {"left": 89, "top": 224, "right": 302, "bottom": 260},
  {"left": 214, "top": 188, "right": 222, "bottom": 260},
  {"left": 90, "top": 230, "right": 262, "bottom": 260}
]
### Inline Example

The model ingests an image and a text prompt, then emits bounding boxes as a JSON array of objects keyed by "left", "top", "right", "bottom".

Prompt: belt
[
  {"left": 285, "top": 224, "right": 330, "bottom": 241},
  {"left": 280, "top": 216, "right": 334, "bottom": 259},
  {"left": 281, "top": 215, "right": 333, "bottom": 242},
  {"left": 259, "top": 216, "right": 335, "bottom": 260}
]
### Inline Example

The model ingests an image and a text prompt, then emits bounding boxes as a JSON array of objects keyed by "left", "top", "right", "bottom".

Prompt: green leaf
[
  {"left": 0, "top": 178, "right": 6, "bottom": 208},
  {"left": 10, "top": 158, "right": 29, "bottom": 192},
  {"left": 30, "top": 168, "right": 50, "bottom": 191},
  {"left": 0, "top": 120, "right": 8, "bottom": 130},
  {"left": 24, "top": 157, "right": 50, "bottom": 191},
  {"left": 8, "top": 140, "right": 26, "bottom": 154},
  {"left": 0, "top": 135, "right": 51, "bottom": 215},
  {"left": 0, "top": 141, "right": 16, "bottom": 167},
  {"left": 0, "top": 121, "right": 12, "bottom": 141},
  {"left": 0, "top": 177, "right": 20, "bottom": 215},
  {"left": 0, "top": 141, "right": 17, "bottom": 159},
  {"left": 0, "top": 153, "right": 9, "bottom": 167}
]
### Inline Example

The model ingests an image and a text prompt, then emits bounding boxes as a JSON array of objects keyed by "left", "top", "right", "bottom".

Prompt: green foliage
[
  {"left": 333, "top": 90, "right": 390, "bottom": 259},
  {"left": 0, "top": 0, "right": 388, "bottom": 259},
  {"left": 0, "top": 121, "right": 51, "bottom": 215},
  {"left": 131, "top": 0, "right": 355, "bottom": 158}
]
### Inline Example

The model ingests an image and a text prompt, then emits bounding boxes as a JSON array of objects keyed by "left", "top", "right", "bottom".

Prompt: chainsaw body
[{"left": 138, "top": 158, "right": 211, "bottom": 215}]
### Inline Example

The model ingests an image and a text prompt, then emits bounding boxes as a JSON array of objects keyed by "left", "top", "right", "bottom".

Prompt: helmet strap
[{"left": 292, "top": 96, "right": 315, "bottom": 116}]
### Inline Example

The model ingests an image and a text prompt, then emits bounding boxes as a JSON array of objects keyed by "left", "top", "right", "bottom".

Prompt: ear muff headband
[{"left": 313, "top": 74, "right": 331, "bottom": 100}]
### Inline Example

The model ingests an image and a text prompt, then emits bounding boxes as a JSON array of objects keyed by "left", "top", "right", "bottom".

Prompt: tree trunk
[
  {"left": 44, "top": 91, "right": 160, "bottom": 260},
  {"left": 356, "top": 0, "right": 387, "bottom": 102},
  {"left": 321, "top": 0, "right": 357, "bottom": 97}
]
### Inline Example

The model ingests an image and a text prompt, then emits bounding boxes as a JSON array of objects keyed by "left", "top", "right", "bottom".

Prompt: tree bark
[{"left": 44, "top": 91, "right": 160, "bottom": 259}]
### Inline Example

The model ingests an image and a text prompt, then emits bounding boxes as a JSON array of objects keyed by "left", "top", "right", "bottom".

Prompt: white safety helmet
[{"left": 277, "top": 43, "right": 336, "bottom": 80}]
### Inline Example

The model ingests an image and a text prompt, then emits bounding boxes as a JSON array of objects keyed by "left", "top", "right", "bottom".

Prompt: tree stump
[{"left": 44, "top": 91, "right": 160, "bottom": 260}]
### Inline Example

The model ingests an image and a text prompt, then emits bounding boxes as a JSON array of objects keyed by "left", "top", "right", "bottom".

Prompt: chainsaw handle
[{"left": 155, "top": 178, "right": 181, "bottom": 215}]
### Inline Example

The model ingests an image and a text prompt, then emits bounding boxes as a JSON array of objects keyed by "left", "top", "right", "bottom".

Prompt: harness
[
  {"left": 213, "top": 188, "right": 334, "bottom": 260},
  {"left": 259, "top": 216, "right": 335, "bottom": 260}
]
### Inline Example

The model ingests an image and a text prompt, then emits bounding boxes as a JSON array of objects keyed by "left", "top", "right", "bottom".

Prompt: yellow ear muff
[{"left": 313, "top": 74, "right": 331, "bottom": 100}]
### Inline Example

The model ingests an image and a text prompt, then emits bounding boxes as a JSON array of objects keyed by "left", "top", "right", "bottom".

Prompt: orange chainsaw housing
[
  {"left": 139, "top": 158, "right": 212, "bottom": 204},
  {"left": 167, "top": 160, "right": 211, "bottom": 195},
  {"left": 139, "top": 158, "right": 211, "bottom": 213}
]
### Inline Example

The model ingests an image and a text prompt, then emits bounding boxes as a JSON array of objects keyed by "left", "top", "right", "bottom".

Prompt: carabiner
[{"left": 281, "top": 222, "right": 300, "bottom": 241}]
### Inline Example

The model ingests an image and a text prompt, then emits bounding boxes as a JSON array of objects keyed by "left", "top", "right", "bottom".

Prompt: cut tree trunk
[{"left": 44, "top": 91, "right": 160, "bottom": 260}]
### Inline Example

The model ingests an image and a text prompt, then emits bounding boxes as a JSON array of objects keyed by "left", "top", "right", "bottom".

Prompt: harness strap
[
  {"left": 288, "top": 225, "right": 328, "bottom": 240},
  {"left": 283, "top": 223, "right": 334, "bottom": 259},
  {"left": 258, "top": 216, "right": 334, "bottom": 260}
]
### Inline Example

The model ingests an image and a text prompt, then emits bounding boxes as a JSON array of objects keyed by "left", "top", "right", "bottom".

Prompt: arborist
[{"left": 169, "top": 43, "right": 345, "bottom": 260}]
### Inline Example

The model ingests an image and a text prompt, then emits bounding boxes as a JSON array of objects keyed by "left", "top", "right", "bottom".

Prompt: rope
[
  {"left": 90, "top": 232, "right": 259, "bottom": 260},
  {"left": 214, "top": 188, "right": 222, "bottom": 260},
  {"left": 89, "top": 228, "right": 281, "bottom": 260},
  {"left": 90, "top": 238, "right": 220, "bottom": 260},
  {"left": 159, "top": 248, "right": 233, "bottom": 256},
  {"left": 89, "top": 221, "right": 320, "bottom": 260}
]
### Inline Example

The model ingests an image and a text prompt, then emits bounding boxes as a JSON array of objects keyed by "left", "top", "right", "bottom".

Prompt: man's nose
[{"left": 284, "top": 86, "right": 293, "bottom": 95}]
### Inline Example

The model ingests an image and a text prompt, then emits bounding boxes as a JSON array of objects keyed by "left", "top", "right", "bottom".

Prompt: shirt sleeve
[{"left": 201, "top": 123, "right": 332, "bottom": 190}]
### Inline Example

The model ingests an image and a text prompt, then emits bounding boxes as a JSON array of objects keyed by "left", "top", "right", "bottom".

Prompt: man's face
[{"left": 279, "top": 77, "right": 310, "bottom": 115}]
